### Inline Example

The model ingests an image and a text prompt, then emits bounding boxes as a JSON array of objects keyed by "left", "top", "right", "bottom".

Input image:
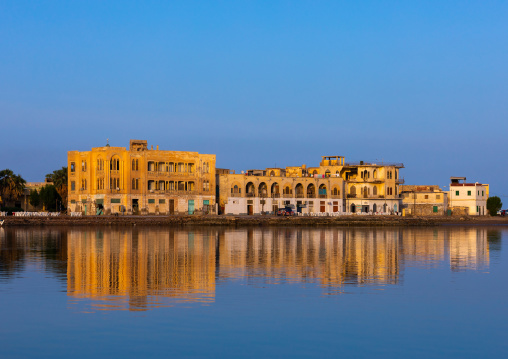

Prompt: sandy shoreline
[{"left": 2, "top": 215, "right": 508, "bottom": 227}]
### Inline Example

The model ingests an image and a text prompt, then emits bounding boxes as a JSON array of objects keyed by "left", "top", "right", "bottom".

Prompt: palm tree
[
  {"left": 46, "top": 167, "right": 68, "bottom": 207},
  {"left": 0, "top": 169, "right": 26, "bottom": 207}
]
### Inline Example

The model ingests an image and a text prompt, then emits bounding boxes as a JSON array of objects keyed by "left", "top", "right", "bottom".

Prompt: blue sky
[{"left": 1, "top": 1, "right": 507, "bottom": 197}]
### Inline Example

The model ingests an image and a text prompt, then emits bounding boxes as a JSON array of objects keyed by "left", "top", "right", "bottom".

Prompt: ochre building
[
  {"left": 67, "top": 140, "right": 215, "bottom": 215},
  {"left": 217, "top": 156, "right": 404, "bottom": 215}
]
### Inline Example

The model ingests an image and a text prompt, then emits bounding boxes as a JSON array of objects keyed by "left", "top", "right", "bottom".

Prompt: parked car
[
  {"left": 277, "top": 207, "right": 294, "bottom": 216},
  {"left": 500, "top": 210, "right": 507, "bottom": 216}
]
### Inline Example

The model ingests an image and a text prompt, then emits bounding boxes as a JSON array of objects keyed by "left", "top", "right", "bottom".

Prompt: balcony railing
[
  {"left": 283, "top": 193, "right": 293, "bottom": 198},
  {"left": 396, "top": 179, "right": 405, "bottom": 184},
  {"left": 307, "top": 193, "right": 316, "bottom": 198},
  {"left": 319, "top": 194, "right": 327, "bottom": 198},
  {"left": 246, "top": 192, "right": 255, "bottom": 197},
  {"left": 295, "top": 193, "right": 305, "bottom": 198},
  {"left": 347, "top": 194, "right": 357, "bottom": 198},
  {"left": 271, "top": 193, "right": 281, "bottom": 198}
]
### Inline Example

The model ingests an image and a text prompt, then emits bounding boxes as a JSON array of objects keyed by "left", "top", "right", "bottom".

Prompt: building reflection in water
[{"left": 62, "top": 227, "right": 492, "bottom": 311}]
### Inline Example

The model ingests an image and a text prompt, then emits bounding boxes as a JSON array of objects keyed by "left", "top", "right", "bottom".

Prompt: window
[
  {"left": 81, "top": 179, "right": 87, "bottom": 190},
  {"left": 455, "top": 191, "right": 459, "bottom": 196},
  {"left": 436, "top": 194, "right": 441, "bottom": 199},
  {"left": 433, "top": 206, "right": 438, "bottom": 213},
  {"left": 132, "top": 159, "right": 139, "bottom": 171},
  {"left": 467, "top": 191, "right": 471, "bottom": 196},
  {"left": 148, "top": 199, "right": 155, "bottom": 204},
  {"left": 110, "top": 157, "right": 120, "bottom": 171},
  {"left": 97, "top": 178, "right": 105, "bottom": 190},
  {"left": 97, "top": 158, "right": 104, "bottom": 171},
  {"left": 476, "top": 206, "right": 479, "bottom": 213},
  {"left": 482, "top": 191, "right": 484, "bottom": 196},
  {"left": 132, "top": 178, "right": 139, "bottom": 190},
  {"left": 81, "top": 161, "right": 87, "bottom": 172},
  {"left": 110, "top": 178, "right": 120, "bottom": 190},
  {"left": 111, "top": 198, "right": 121, "bottom": 204},
  {"left": 70, "top": 162, "right": 75, "bottom": 173},
  {"left": 159, "top": 199, "right": 165, "bottom": 204},
  {"left": 425, "top": 195, "right": 429, "bottom": 199},
  {"left": 71, "top": 181, "right": 75, "bottom": 191}
]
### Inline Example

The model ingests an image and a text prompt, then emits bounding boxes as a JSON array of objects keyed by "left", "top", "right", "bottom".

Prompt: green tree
[
  {"left": 29, "top": 189, "right": 40, "bottom": 208},
  {"left": 39, "top": 185, "right": 62, "bottom": 212},
  {"left": 487, "top": 196, "right": 502, "bottom": 216},
  {"left": 0, "top": 169, "right": 26, "bottom": 207},
  {"left": 46, "top": 167, "right": 67, "bottom": 209}
]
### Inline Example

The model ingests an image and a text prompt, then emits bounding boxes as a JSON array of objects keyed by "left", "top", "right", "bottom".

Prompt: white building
[{"left": 448, "top": 177, "right": 488, "bottom": 216}]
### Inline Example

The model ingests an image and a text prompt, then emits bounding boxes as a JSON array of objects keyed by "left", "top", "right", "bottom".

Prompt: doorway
[
  {"left": 247, "top": 205, "right": 253, "bottom": 215},
  {"left": 169, "top": 199, "right": 175, "bottom": 214},
  {"left": 132, "top": 199, "right": 139, "bottom": 215},
  {"left": 188, "top": 200, "right": 195, "bottom": 215}
]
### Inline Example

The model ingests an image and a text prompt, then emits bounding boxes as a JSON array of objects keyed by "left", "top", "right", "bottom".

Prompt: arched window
[
  {"left": 373, "top": 170, "right": 377, "bottom": 179},
  {"left": 270, "top": 171, "right": 275, "bottom": 176},
  {"left": 350, "top": 186, "right": 356, "bottom": 196},
  {"left": 373, "top": 186, "right": 378, "bottom": 196}
]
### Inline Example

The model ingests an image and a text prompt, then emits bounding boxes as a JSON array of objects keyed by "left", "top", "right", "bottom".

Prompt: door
[
  {"left": 169, "top": 199, "right": 175, "bottom": 214},
  {"left": 333, "top": 201, "right": 338, "bottom": 212},
  {"left": 320, "top": 201, "right": 326, "bottom": 212},
  {"left": 247, "top": 205, "right": 253, "bottom": 215},
  {"left": 188, "top": 200, "right": 195, "bottom": 215},
  {"left": 132, "top": 199, "right": 139, "bottom": 215}
]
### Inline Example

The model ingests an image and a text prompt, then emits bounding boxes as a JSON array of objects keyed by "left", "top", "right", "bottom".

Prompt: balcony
[
  {"left": 347, "top": 194, "right": 357, "bottom": 198},
  {"left": 246, "top": 192, "right": 256, "bottom": 197},
  {"left": 271, "top": 193, "right": 281, "bottom": 198},
  {"left": 283, "top": 193, "right": 293, "bottom": 198},
  {"left": 319, "top": 194, "right": 327, "bottom": 198},
  {"left": 396, "top": 179, "right": 405, "bottom": 184},
  {"left": 295, "top": 193, "right": 305, "bottom": 198}
]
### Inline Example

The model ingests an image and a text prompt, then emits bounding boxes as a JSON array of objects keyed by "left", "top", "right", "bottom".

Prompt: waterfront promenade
[{"left": 2, "top": 214, "right": 508, "bottom": 227}]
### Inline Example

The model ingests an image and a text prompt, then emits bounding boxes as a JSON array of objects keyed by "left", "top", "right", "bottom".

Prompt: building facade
[
  {"left": 67, "top": 140, "right": 216, "bottom": 215},
  {"left": 448, "top": 177, "right": 488, "bottom": 216},
  {"left": 400, "top": 185, "right": 448, "bottom": 216},
  {"left": 217, "top": 156, "right": 404, "bottom": 215}
]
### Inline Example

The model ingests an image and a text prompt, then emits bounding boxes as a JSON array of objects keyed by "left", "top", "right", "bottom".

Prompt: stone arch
[
  {"left": 295, "top": 183, "right": 304, "bottom": 197},
  {"left": 319, "top": 183, "right": 327, "bottom": 197},
  {"left": 373, "top": 169, "right": 377, "bottom": 179},
  {"left": 246, "top": 182, "right": 255, "bottom": 196},
  {"left": 325, "top": 170, "right": 331, "bottom": 178},
  {"left": 307, "top": 183, "right": 316, "bottom": 198},
  {"left": 350, "top": 185, "right": 356, "bottom": 196},
  {"left": 271, "top": 182, "right": 280, "bottom": 196},
  {"left": 270, "top": 170, "right": 275, "bottom": 176},
  {"left": 332, "top": 186, "right": 340, "bottom": 196},
  {"left": 283, "top": 183, "right": 292, "bottom": 195},
  {"left": 258, "top": 182, "right": 268, "bottom": 197}
]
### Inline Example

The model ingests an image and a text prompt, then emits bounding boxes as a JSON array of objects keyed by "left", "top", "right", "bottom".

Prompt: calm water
[{"left": 0, "top": 226, "right": 507, "bottom": 358}]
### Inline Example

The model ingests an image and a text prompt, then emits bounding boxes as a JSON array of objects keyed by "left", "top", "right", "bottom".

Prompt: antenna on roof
[{"left": 106, "top": 138, "right": 110, "bottom": 147}]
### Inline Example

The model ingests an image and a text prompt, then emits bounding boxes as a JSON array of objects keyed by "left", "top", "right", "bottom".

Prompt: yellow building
[
  {"left": 67, "top": 140, "right": 215, "bottom": 215},
  {"left": 400, "top": 185, "right": 448, "bottom": 216},
  {"left": 217, "top": 156, "right": 404, "bottom": 215}
]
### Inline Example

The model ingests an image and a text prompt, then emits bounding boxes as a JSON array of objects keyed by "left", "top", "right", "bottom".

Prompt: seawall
[{"left": 2, "top": 215, "right": 508, "bottom": 227}]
